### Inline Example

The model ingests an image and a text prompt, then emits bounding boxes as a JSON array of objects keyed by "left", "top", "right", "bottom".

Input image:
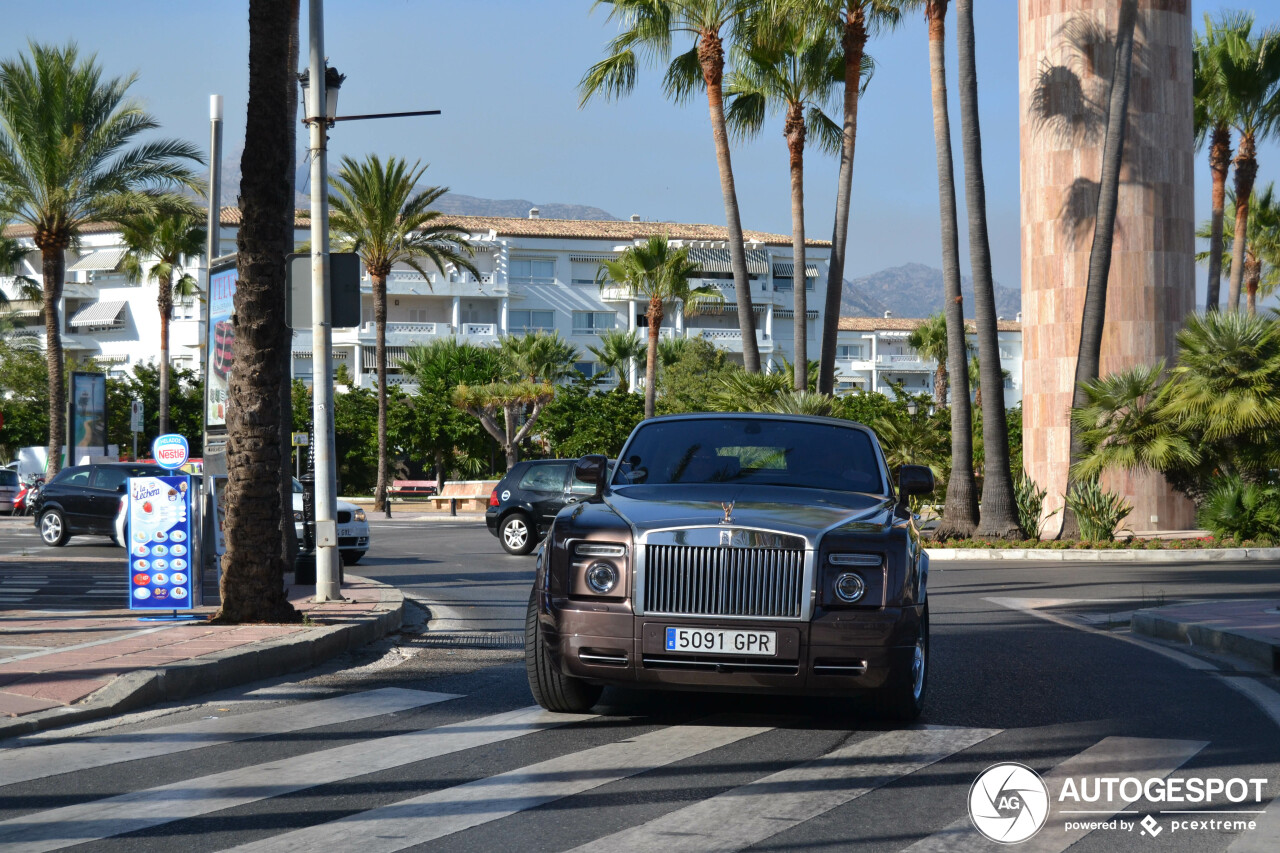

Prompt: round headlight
[
  {"left": 834, "top": 572, "right": 866, "bottom": 603},
  {"left": 586, "top": 562, "right": 618, "bottom": 594}
]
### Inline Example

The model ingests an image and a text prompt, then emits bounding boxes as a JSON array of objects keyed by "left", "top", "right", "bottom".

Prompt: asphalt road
[{"left": 3, "top": 518, "right": 1280, "bottom": 852}]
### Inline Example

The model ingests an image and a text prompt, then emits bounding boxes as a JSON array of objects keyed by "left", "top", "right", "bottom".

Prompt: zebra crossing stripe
[
  {"left": 566, "top": 725, "right": 1000, "bottom": 853},
  {"left": 0, "top": 687, "right": 458, "bottom": 787},
  {"left": 898, "top": 736, "right": 1207, "bottom": 852},
  {"left": 224, "top": 720, "right": 776, "bottom": 853},
  {"left": 1226, "top": 792, "right": 1279, "bottom": 851},
  {"left": 0, "top": 705, "right": 590, "bottom": 853}
]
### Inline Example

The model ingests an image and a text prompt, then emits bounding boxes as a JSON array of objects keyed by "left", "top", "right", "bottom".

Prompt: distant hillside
[
  {"left": 843, "top": 262, "right": 1021, "bottom": 319},
  {"left": 431, "top": 193, "right": 618, "bottom": 221}
]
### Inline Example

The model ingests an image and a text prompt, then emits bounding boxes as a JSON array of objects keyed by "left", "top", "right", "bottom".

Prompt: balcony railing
[{"left": 462, "top": 323, "right": 497, "bottom": 336}]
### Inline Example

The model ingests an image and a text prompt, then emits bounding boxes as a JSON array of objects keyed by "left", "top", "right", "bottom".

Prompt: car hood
[{"left": 602, "top": 484, "right": 896, "bottom": 540}]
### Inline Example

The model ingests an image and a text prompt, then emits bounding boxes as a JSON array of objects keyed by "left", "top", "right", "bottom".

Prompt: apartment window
[
  {"left": 362, "top": 306, "right": 374, "bottom": 325},
  {"left": 509, "top": 309, "right": 555, "bottom": 333},
  {"left": 572, "top": 311, "right": 615, "bottom": 335},
  {"left": 837, "top": 345, "right": 864, "bottom": 360},
  {"left": 509, "top": 258, "right": 555, "bottom": 285},
  {"left": 407, "top": 308, "right": 429, "bottom": 323},
  {"left": 575, "top": 361, "right": 613, "bottom": 381}
]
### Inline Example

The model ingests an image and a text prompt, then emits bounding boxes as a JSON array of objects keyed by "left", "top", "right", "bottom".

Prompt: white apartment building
[
  {"left": 834, "top": 315, "right": 1024, "bottom": 408},
  {"left": 3, "top": 209, "right": 831, "bottom": 391}
]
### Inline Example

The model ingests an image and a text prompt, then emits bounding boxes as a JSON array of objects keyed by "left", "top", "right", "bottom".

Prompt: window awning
[
  {"left": 569, "top": 254, "right": 612, "bottom": 264},
  {"left": 67, "top": 248, "right": 126, "bottom": 272},
  {"left": 291, "top": 350, "right": 347, "bottom": 360},
  {"left": 775, "top": 309, "right": 821, "bottom": 319},
  {"left": 689, "top": 301, "right": 768, "bottom": 315},
  {"left": 3, "top": 299, "right": 42, "bottom": 319},
  {"left": 68, "top": 300, "right": 126, "bottom": 328},
  {"left": 687, "top": 247, "right": 770, "bottom": 276},
  {"left": 92, "top": 353, "right": 129, "bottom": 365},
  {"left": 772, "top": 261, "right": 819, "bottom": 278}
]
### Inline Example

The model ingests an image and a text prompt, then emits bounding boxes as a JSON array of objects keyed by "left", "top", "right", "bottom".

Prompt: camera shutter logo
[{"left": 968, "top": 763, "right": 1050, "bottom": 844}]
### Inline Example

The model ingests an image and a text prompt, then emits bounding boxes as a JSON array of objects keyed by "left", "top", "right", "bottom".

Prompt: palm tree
[
  {"left": 501, "top": 330, "right": 581, "bottom": 383},
  {"left": 1217, "top": 16, "right": 1280, "bottom": 312},
  {"left": 0, "top": 42, "right": 202, "bottom": 475},
  {"left": 588, "top": 328, "right": 645, "bottom": 392},
  {"left": 580, "top": 0, "right": 762, "bottom": 372},
  {"left": 725, "top": 18, "right": 848, "bottom": 390},
  {"left": 119, "top": 209, "right": 206, "bottom": 436},
  {"left": 1194, "top": 12, "right": 1248, "bottom": 311},
  {"left": 905, "top": 312, "right": 949, "bottom": 407},
  {"left": 216, "top": 0, "right": 297, "bottom": 624},
  {"left": 328, "top": 154, "right": 479, "bottom": 513},
  {"left": 780, "top": 0, "right": 914, "bottom": 394},
  {"left": 1197, "top": 186, "right": 1280, "bottom": 316},
  {"left": 955, "top": 0, "right": 1022, "bottom": 538},
  {"left": 923, "top": 0, "right": 977, "bottom": 539},
  {"left": 598, "top": 235, "right": 722, "bottom": 418}
]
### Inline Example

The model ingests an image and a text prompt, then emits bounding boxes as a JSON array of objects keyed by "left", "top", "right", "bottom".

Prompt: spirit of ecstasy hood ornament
[{"left": 719, "top": 500, "right": 735, "bottom": 525}]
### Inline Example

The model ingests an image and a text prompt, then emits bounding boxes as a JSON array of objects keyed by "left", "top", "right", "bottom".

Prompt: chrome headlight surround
[
  {"left": 833, "top": 572, "right": 866, "bottom": 603},
  {"left": 585, "top": 562, "right": 619, "bottom": 594}
]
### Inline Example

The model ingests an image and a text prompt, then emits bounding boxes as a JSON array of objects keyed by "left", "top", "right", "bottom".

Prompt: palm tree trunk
[
  {"left": 699, "top": 29, "right": 759, "bottom": 373},
  {"left": 40, "top": 243, "right": 66, "bottom": 475},
  {"left": 158, "top": 268, "right": 173, "bottom": 435},
  {"left": 786, "top": 102, "right": 808, "bottom": 392},
  {"left": 1245, "top": 255, "right": 1260, "bottom": 315},
  {"left": 957, "top": 0, "right": 1022, "bottom": 539},
  {"left": 373, "top": 271, "right": 389, "bottom": 511},
  {"left": 817, "top": 8, "right": 868, "bottom": 394},
  {"left": 279, "top": 0, "right": 301, "bottom": 565},
  {"left": 1205, "top": 124, "right": 1231, "bottom": 311},
  {"left": 1227, "top": 133, "right": 1257, "bottom": 312},
  {"left": 216, "top": 0, "right": 298, "bottom": 624},
  {"left": 926, "top": 0, "right": 978, "bottom": 540},
  {"left": 645, "top": 297, "right": 663, "bottom": 419},
  {"left": 1060, "top": 0, "right": 1137, "bottom": 540}
]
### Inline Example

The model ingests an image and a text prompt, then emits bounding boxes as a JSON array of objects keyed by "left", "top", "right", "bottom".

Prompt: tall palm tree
[
  {"left": 1218, "top": 17, "right": 1280, "bottom": 312},
  {"left": 119, "top": 209, "right": 206, "bottom": 436},
  {"left": 922, "top": 0, "right": 977, "bottom": 539},
  {"left": 1194, "top": 12, "right": 1248, "bottom": 312},
  {"left": 0, "top": 42, "right": 202, "bottom": 475},
  {"left": 580, "top": 0, "right": 762, "bottom": 372},
  {"left": 1060, "top": 0, "right": 1138, "bottom": 538},
  {"left": 906, "top": 312, "right": 949, "bottom": 407},
  {"left": 217, "top": 0, "right": 297, "bottom": 624},
  {"left": 1197, "top": 186, "right": 1280, "bottom": 316},
  {"left": 780, "top": 0, "right": 914, "bottom": 394},
  {"left": 588, "top": 328, "right": 645, "bottom": 392},
  {"left": 955, "top": 0, "right": 1021, "bottom": 538},
  {"left": 597, "top": 235, "right": 722, "bottom": 418},
  {"left": 725, "top": 18, "right": 848, "bottom": 391},
  {"left": 328, "top": 154, "right": 479, "bottom": 512}
]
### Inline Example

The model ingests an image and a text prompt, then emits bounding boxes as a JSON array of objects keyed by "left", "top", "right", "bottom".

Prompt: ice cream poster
[{"left": 127, "top": 475, "right": 194, "bottom": 610}]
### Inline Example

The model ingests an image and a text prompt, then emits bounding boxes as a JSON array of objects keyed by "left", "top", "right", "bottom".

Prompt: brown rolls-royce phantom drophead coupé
[{"left": 524, "top": 412, "right": 935, "bottom": 720}]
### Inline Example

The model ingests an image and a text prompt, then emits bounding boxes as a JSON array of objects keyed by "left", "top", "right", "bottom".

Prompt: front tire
[
  {"left": 39, "top": 509, "right": 69, "bottom": 547},
  {"left": 525, "top": 588, "right": 602, "bottom": 713},
  {"left": 874, "top": 605, "right": 928, "bottom": 721},
  {"left": 500, "top": 513, "right": 536, "bottom": 555}
]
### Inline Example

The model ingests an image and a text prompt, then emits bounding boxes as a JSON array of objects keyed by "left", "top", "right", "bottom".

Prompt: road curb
[
  {"left": 0, "top": 577, "right": 404, "bottom": 740},
  {"left": 1131, "top": 603, "right": 1280, "bottom": 673},
  {"left": 926, "top": 547, "right": 1280, "bottom": 562}
]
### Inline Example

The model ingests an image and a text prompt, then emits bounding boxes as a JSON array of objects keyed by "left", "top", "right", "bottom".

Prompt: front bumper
[{"left": 537, "top": 593, "right": 922, "bottom": 695}]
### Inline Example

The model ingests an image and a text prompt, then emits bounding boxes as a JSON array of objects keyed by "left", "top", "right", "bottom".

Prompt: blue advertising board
[{"left": 127, "top": 475, "right": 194, "bottom": 610}]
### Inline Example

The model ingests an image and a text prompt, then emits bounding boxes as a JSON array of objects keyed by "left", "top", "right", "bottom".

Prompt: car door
[
  {"left": 46, "top": 466, "right": 94, "bottom": 530},
  {"left": 518, "top": 463, "right": 570, "bottom": 529},
  {"left": 88, "top": 466, "right": 131, "bottom": 534}
]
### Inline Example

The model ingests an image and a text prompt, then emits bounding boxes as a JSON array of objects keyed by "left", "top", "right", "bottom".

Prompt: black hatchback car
[
  {"left": 486, "top": 459, "right": 600, "bottom": 555},
  {"left": 35, "top": 462, "right": 169, "bottom": 546}
]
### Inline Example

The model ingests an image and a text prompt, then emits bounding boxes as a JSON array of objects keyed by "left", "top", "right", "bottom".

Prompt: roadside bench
[
  {"left": 424, "top": 480, "right": 498, "bottom": 513},
  {"left": 389, "top": 479, "right": 438, "bottom": 499}
]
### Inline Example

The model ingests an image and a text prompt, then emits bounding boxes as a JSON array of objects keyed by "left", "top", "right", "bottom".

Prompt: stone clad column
[{"left": 1019, "top": 0, "right": 1195, "bottom": 534}]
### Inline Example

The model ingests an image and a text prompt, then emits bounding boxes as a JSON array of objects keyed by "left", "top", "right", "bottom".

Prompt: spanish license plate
[{"left": 664, "top": 627, "right": 777, "bottom": 656}]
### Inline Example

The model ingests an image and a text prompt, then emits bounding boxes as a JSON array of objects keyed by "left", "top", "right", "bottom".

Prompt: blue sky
[{"left": 1, "top": 1, "right": 1275, "bottom": 299}]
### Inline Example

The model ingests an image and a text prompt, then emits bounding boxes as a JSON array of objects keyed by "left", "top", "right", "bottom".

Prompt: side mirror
[
  {"left": 573, "top": 454, "right": 609, "bottom": 499},
  {"left": 897, "top": 464, "right": 935, "bottom": 499}
]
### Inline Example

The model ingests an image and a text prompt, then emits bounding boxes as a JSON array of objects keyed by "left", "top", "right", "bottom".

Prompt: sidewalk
[
  {"left": 1132, "top": 599, "right": 1280, "bottom": 673},
  {"left": 0, "top": 575, "right": 403, "bottom": 738}
]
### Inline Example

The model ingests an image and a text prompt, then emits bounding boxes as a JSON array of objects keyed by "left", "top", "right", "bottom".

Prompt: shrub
[
  {"left": 1014, "top": 471, "right": 1056, "bottom": 541},
  {"left": 1197, "top": 476, "right": 1280, "bottom": 541},
  {"left": 1064, "top": 480, "right": 1132, "bottom": 542}
]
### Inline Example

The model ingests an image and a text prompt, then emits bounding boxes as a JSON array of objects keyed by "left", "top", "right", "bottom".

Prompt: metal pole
[
  {"left": 307, "top": 0, "right": 341, "bottom": 601},
  {"left": 203, "top": 95, "right": 222, "bottom": 455}
]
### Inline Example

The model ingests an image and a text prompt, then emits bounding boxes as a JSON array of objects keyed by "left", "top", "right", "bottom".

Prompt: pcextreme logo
[{"left": 969, "top": 763, "right": 1051, "bottom": 844}]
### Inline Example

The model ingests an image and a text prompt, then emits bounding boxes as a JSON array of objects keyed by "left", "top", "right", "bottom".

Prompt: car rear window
[
  {"left": 613, "top": 418, "right": 886, "bottom": 494},
  {"left": 0, "top": 470, "right": 17, "bottom": 487}
]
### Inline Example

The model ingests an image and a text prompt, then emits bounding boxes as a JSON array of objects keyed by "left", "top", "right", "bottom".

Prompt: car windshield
[{"left": 612, "top": 418, "right": 886, "bottom": 494}]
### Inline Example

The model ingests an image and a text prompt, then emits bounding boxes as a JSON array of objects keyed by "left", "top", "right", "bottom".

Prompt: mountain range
[{"left": 840, "top": 262, "right": 1022, "bottom": 320}]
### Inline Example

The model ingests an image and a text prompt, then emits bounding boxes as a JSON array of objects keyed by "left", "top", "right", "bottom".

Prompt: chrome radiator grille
[{"left": 644, "top": 544, "right": 805, "bottom": 618}]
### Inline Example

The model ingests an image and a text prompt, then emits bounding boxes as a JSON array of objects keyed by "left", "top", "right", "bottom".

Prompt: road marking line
[
  {"left": 0, "top": 705, "right": 590, "bottom": 853},
  {"left": 899, "top": 736, "right": 1206, "bottom": 852},
  {"left": 0, "top": 687, "right": 458, "bottom": 786},
  {"left": 225, "top": 720, "right": 775, "bottom": 853},
  {"left": 568, "top": 726, "right": 1000, "bottom": 853}
]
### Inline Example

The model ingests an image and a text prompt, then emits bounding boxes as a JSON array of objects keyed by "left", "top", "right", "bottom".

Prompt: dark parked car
[
  {"left": 525, "top": 413, "right": 935, "bottom": 720},
  {"left": 486, "top": 459, "right": 598, "bottom": 555},
  {"left": 35, "top": 462, "right": 169, "bottom": 547}
]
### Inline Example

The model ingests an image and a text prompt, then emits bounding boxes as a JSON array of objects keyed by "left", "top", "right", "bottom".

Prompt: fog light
[
  {"left": 834, "top": 572, "right": 865, "bottom": 603},
  {"left": 586, "top": 562, "right": 618, "bottom": 594}
]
